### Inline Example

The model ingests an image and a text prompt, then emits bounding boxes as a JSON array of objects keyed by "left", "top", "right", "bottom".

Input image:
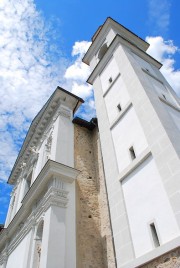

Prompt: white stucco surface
[
  {"left": 55, "top": 114, "right": 74, "bottom": 167},
  {"left": 6, "top": 232, "right": 30, "bottom": 268},
  {"left": 132, "top": 53, "right": 157, "bottom": 76},
  {"left": 163, "top": 103, "right": 180, "bottom": 132},
  {"left": 122, "top": 155, "right": 180, "bottom": 257},
  {"left": 112, "top": 106, "right": 148, "bottom": 173},
  {"left": 40, "top": 206, "right": 66, "bottom": 268},
  {"left": 100, "top": 57, "right": 119, "bottom": 94},
  {"left": 104, "top": 75, "right": 130, "bottom": 124},
  {"left": 106, "top": 29, "right": 116, "bottom": 46}
]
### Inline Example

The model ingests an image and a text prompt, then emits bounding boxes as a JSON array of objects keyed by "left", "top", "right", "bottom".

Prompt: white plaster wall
[
  {"left": 112, "top": 106, "right": 148, "bottom": 173},
  {"left": 6, "top": 232, "right": 30, "bottom": 268},
  {"left": 122, "top": 155, "right": 180, "bottom": 257},
  {"left": 104, "top": 75, "right": 130, "bottom": 124},
  {"left": 40, "top": 206, "right": 66, "bottom": 268},
  {"left": 164, "top": 103, "right": 180, "bottom": 132},
  {"left": 55, "top": 115, "right": 74, "bottom": 168},
  {"left": 100, "top": 57, "right": 120, "bottom": 94},
  {"left": 147, "top": 75, "right": 177, "bottom": 105},
  {"left": 106, "top": 28, "right": 116, "bottom": 46},
  {"left": 65, "top": 181, "right": 76, "bottom": 268},
  {"left": 89, "top": 56, "right": 98, "bottom": 72},
  {"left": 132, "top": 53, "right": 157, "bottom": 76}
]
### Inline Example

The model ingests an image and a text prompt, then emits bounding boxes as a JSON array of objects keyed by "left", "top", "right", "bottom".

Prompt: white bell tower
[{"left": 83, "top": 17, "right": 180, "bottom": 268}]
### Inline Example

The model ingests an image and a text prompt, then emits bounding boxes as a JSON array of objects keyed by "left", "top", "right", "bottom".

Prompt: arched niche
[
  {"left": 98, "top": 43, "right": 108, "bottom": 60},
  {"left": 33, "top": 220, "right": 44, "bottom": 268}
]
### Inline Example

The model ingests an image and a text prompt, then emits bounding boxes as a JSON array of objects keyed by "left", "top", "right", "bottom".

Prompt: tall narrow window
[
  {"left": 162, "top": 94, "right": 166, "bottom": 100},
  {"left": 25, "top": 171, "right": 32, "bottom": 194},
  {"left": 117, "top": 103, "right": 122, "bottom": 112},
  {"left": 150, "top": 222, "right": 160, "bottom": 247},
  {"left": 129, "top": 146, "right": 136, "bottom": 160}
]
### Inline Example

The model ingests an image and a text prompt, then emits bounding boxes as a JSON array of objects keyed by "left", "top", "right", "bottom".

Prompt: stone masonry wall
[
  {"left": 74, "top": 124, "right": 116, "bottom": 268},
  {"left": 92, "top": 126, "right": 116, "bottom": 268},
  {"left": 140, "top": 247, "right": 180, "bottom": 268}
]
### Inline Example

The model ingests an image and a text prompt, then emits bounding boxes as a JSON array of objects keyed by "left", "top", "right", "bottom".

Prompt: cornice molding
[
  {"left": 0, "top": 160, "right": 80, "bottom": 258},
  {"left": 83, "top": 17, "right": 149, "bottom": 65},
  {"left": 8, "top": 88, "right": 83, "bottom": 185},
  {"left": 87, "top": 34, "right": 162, "bottom": 85}
]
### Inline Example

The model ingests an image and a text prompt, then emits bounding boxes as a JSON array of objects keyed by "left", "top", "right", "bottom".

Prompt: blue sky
[{"left": 0, "top": 0, "right": 180, "bottom": 223}]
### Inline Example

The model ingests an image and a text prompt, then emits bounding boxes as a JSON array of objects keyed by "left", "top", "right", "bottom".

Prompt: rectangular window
[
  {"left": 117, "top": 103, "right": 122, "bottom": 112},
  {"left": 150, "top": 222, "right": 160, "bottom": 247},
  {"left": 162, "top": 94, "right": 166, "bottom": 100},
  {"left": 129, "top": 146, "right": 136, "bottom": 160}
]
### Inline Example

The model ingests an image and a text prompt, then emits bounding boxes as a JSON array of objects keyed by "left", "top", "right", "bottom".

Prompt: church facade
[{"left": 0, "top": 17, "right": 180, "bottom": 268}]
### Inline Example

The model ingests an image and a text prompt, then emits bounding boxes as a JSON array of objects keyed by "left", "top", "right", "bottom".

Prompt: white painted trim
[{"left": 0, "top": 160, "right": 80, "bottom": 256}]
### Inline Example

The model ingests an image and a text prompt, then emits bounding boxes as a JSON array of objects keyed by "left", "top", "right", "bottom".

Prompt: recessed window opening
[
  {"left": 162, "top": 94, "right": 166, "bottom": 100},
  {"left": 24, "top": 171, "right": 33, "bottom": 197},
  {"left": 98, "top": 43, "right": 108, "bottom": 60},
  {"left": 150, "top": 222, "right": 160, "bottom": 247},
  {"left": 117, "top": 103, "right": 122, "bottom": 112},
  {"left": 129, "top": 146, "right": 136, "bottom": 160},
  {"left": 27, "top": 171, "right": 32, "bottom": 188}
]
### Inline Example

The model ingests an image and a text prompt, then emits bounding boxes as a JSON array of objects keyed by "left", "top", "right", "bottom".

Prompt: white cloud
[
  {"left": 147, "top": 0, "right": 171, "bottom": 34},
  {"left": 64, "top": 41, "right": 91, "bottom": 82},
  {"left": 64, "top": 41, "right": 95, "bottom": 117},
  {"left": 0, "top": 1, "right": 93, "bottom": 184},
  {"left": 0, "top": 0, "right": 68, "bottom": 181},
  {"left": 72, "top": 41, "right": 91, "bottom": 57},
  {"left": 71, "top": 82, "right": 92, "bottom": 99},
  {"left": 146, "top": 36, "right": 180, "bottom": 96},
  {"left": 64, "top": 60, "right": 90, "bottom": 81}
]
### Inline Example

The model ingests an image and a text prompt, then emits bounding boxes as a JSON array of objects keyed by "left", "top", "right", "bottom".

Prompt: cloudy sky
[{"left": 0, "top": 0, "right": 180, "bottom": 223}]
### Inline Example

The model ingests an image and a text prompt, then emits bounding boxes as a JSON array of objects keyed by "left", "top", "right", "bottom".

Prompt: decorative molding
[
  {"left": 58, "top": 106, "right": 71, "bottom": 119},
  {"left": 0, "top": 180, "right": 69, "bottom": 260},
  {"left": 0, "top": 160, "right": 80, "bottom": 258}
]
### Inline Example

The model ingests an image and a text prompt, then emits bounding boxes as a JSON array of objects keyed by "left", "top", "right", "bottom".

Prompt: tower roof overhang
[
  {"left": 82, "top": 17, "right": 150, "bottom": 66},
  {"left": 86, "top": 34, "right": 162, "bottom": 85}
]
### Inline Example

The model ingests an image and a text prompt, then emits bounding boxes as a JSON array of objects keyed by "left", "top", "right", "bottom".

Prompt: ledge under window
[
  {"left": 142, "top": 68, "right": 164, "bottom": 85},
  {"left": 119, "top": 147, "right": 151, "bottom": 182},
  {"left": 159, "top": 96, "right": 180, "bottom": 112},
  {"left": 110, "top": 101, "right": 132, "bottom": 130},
  {"left": 103, "top": 73, "right": 121, "bottom": 98}
]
